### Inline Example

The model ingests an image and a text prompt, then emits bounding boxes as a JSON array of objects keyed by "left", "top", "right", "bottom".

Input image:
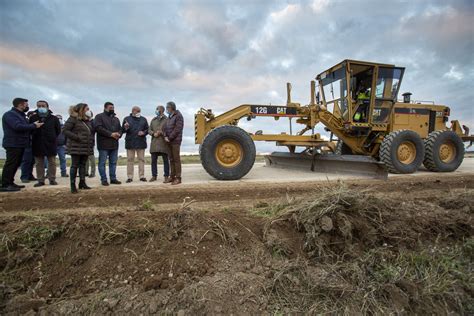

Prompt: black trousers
[
  {"left": 70, "top": 155, "right": 88, "bottom": 181},
  {"left": 151, "top": 152, "right": 169, "bottom": 177},
  {"left": 2, "top": 147, "right": 25, "bottom": 187}
]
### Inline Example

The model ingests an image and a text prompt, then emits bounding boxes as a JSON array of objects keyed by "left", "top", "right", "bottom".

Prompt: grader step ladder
[{"left": 195, "top": 59, "right": 473, "bottom": 180}]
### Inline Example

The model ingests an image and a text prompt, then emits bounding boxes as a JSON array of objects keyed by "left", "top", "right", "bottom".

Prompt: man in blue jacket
[{"left": 1, "top": 98, "right": 44, "bottom": 192}]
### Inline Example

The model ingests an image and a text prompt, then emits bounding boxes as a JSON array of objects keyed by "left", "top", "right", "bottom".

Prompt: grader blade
[{"left": 264, "top": 152, "right": 388, "bottom": 180}]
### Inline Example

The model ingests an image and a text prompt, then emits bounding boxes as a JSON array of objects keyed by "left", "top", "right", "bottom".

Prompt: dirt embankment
[{"left": 0, "top": 180, "right": 473, "bottom": 314}]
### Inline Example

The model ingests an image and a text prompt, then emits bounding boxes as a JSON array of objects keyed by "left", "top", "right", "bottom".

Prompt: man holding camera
[{"left": 1, "top": 98, "right": 43, "bottom": 192}]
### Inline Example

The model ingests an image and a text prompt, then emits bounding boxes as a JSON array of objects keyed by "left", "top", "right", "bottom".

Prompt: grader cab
[{"left": 195, "top": 59, "right": 473, "bottom": 180}]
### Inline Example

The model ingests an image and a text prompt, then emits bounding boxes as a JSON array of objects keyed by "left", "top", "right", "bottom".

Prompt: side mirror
[{"left": 316, "top": 91, "right": 320, "bottom": 104}]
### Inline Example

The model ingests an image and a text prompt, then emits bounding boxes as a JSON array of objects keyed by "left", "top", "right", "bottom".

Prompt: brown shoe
[
  {"left": 163, "top": 176, "right": 172, "bottom": 184},
  {"left": 149, "top": 176, "right": 157, "bottom": 182},
  {"left": 171, "top": 178, "right": 181, "bottom": 185}
]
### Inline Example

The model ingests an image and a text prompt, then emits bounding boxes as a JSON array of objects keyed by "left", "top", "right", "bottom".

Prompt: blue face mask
[
  {"left": 38, "top": 108, "right": 48, "bottom": 115},
  {"left": 155, "top": 110, "right": 161, "bottom": 116}
]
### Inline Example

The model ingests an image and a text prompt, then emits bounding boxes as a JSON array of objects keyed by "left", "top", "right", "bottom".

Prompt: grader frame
[{"left": 195, "top": 59, "right": 473, "bottom": 180}]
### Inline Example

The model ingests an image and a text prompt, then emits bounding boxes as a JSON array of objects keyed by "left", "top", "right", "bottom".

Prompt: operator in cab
[{"left": 354, "top": 81, "right": 371, "bottom": 122}]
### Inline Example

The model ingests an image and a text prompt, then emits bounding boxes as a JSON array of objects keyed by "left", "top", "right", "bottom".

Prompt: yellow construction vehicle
[{"left": 195, "top": 60, "right": 473, "bottom": 180}]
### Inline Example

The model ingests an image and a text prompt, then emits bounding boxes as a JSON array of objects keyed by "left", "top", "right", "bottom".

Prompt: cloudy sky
[{"left": 1, "top": 0, "right": 473, "bottom": 155}]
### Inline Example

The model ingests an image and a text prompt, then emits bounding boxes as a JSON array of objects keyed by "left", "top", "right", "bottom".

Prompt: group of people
[{"left": 1, "top": 98, "right": 184, "bottom": 193}]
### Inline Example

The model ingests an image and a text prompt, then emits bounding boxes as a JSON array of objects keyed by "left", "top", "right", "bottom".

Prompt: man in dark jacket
[
  {"left": 164, "top": 101, "right": 184, "bottom": 185},
  {"left": 20, "top": 109, "right": 37, "bottom": 183},
  {"left": 1, "top": 98, "right": 43, "bottom": 192},
  {"left": 94, "top": 102, "right": 122, "bottom": 186},
  {"left": 56, "top": 114, "right": 68, "bottom": 177},
  {"left": 123, "top": 106, "right": 149, "bottom": 182},
  {"left": 29, "top": 100, "right": 61, "bottom": 186}
]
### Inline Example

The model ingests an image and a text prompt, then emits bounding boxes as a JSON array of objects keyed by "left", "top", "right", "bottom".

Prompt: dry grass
[
  {"left": 264, "top": 184, "right": 474, "bottom": 314},
  {"left": 0, "top": 215, "right": 64, "bottom": 254}
]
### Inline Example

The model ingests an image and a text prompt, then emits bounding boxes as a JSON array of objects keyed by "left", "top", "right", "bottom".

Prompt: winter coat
[
  {"left": 63, "top": 107, "right": 94, "bottom": 156},
  {"left": 94, "top": 111, "right": 122, "bottom": 150},
  {"left": 164, "top": 110, "right": 184, "bottom": 145},
  {"left": 148, "top": 114, "right": 169, "bottom": 154},
  {"left": 29, "top": 110, "right": 61, "bottom": 157},
  {"left": 122, "top": 115, "right": 149, "bottom": 150},
  {"left": 2, "top": 107, "right": 36, "bottom": 148}
]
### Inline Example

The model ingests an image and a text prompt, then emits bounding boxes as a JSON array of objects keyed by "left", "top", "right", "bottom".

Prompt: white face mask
[
  {"left": 85, "top": 110, "right": 92, "bottom": 118},
  {"left": 134, "top": 113, "right": 141, "bottom": 118}
]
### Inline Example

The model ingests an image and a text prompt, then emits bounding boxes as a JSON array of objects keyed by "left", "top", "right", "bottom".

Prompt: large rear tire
[
  {"left": 423, "top": 130, "right": 464, "bottom": 172},
  {"left": 200, "top": 125, "right": 256, "bottom": 180},
  {"left": 380, "top": 130, "right": 424, "bottom": 174}
]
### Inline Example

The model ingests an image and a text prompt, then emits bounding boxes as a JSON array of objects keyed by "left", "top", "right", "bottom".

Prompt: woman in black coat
[{"left": 63, "top": 103, "right": 94, "bottom": 193}]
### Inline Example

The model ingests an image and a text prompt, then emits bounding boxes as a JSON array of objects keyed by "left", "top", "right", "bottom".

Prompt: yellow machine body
[{"left": 195, "top": 59, "right": 473, "bottom": 180}]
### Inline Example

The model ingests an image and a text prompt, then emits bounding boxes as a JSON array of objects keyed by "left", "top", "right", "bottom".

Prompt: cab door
[{"left": 371, "top": 67, "right": 405, "bottom": 124}]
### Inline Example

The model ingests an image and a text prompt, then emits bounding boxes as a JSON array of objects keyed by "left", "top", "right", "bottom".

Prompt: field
[{"left": 0, "top": 171, "right": 473, "bottom": 315}]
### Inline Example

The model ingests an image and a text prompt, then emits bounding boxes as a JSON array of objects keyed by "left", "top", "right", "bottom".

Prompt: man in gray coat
[{"left": 148, "top": 105, "right": 170, "bottom": 182}]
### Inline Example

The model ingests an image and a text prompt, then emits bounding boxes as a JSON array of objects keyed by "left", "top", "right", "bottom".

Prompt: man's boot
[
  {"left": 163, "top": 176, "right": 172, "bottom": 183},
  {"left": 70, "top": 167, "right": 78, "bottom": 194},
  {"left": 78, "top": 165, "right": 91, "bottom": 190},
  {"left": 171, "top": 177, "right": 181, "bottom": 185}
]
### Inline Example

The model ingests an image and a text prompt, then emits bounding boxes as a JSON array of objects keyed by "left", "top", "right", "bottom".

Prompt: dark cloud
[{"left": 1, "top": 0, "right": 473, "bottom": 156}]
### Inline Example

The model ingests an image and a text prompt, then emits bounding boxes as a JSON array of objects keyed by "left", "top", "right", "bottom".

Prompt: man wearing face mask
[
  {"left": 1, "top": 98, "right": 44, "bottom": 192},
  {"left": 94, "top": 102, "right": 122, "bottom": 186},
  {"left": 19, "top": 109, "right": 38, "bottom": 183},
  {"left": 123, "top": 106, "right": 149, "bottom": 183},
  {"left": 56, "top": 114, "right": 68, "bottom": 178},
  {"left": 148, "top": 105, "right": 170, "bottom": 183},
  {"left": 163, "top": 101, "right": 184, "bottom": 185},
  {"left": 29, "top": 100, "right": 61, "bottom": 187}
]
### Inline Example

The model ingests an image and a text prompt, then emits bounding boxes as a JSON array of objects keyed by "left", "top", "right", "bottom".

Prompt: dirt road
[
  {"left": 12, "top": 157, "right": 474, "bottom": 188},
  {"left": 2, "top": 166, "right": 473, "bottom": 212}
]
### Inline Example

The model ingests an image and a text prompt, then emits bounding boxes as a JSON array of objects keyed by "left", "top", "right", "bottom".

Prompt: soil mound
[
  {"left": 1, "top": 184, "right": 472, "bottom": 314},
  {"left": 265, "top": 184, "right": 473, "bottom": 261}
]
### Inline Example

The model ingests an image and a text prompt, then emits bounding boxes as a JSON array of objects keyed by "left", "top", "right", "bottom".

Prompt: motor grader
[{"left": 195, "top": 59, "right": 473, "bottom": 180}]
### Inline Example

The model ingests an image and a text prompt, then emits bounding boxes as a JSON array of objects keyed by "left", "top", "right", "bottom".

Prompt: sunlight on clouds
[
  {"left": 310, "top": 0, "right": 330, "bottom": 13},
  {"left": 269, "top": 4, "right": 300, "bottom": 22},
  {"left": 443, "top": 65, "right": 464, "bottom": 81},
  {"left": 0, "top": 44, "right": 143, "bottom": 86},
  {"left": 251, "top": 4, "right": 301, "bottom": 52}
]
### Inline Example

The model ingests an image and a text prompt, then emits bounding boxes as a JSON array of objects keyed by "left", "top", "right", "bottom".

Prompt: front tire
[
  {"left": 200, "top": 125, "right": 256, "bottom": 180},
  {"left": 423, "top": 130, "right": 464, "bottom": 172},
  {"left": 380, "top": 130, "right": 424, "bottom": 174}
]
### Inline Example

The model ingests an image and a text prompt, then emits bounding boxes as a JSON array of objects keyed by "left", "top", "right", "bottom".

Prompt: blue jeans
[
  {"left": 151, "top": 152, "right": 169, "bottom": 177},
  {"left": 20, "top": 147, "right": 35, "bottom": 181},
  {"left": 98, "top": 149, "right": 118, "bottom": 182},
  {"left": 57, "top": 146, "right": 67, "bottom": 175}
]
